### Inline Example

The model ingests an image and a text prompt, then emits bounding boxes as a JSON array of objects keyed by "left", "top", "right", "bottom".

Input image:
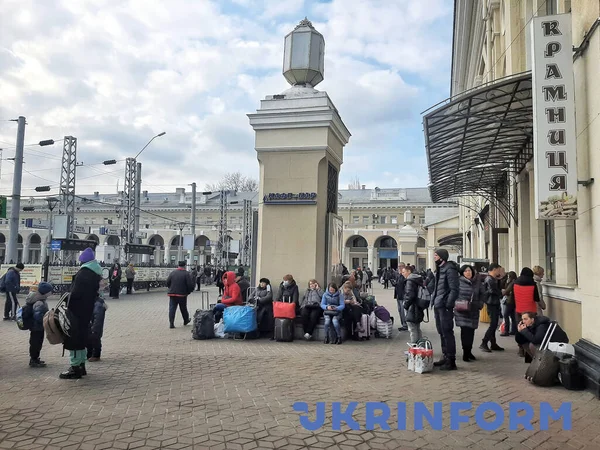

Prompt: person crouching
[{"left": 26, "top": 282, "right": 53, "bottom": 368}]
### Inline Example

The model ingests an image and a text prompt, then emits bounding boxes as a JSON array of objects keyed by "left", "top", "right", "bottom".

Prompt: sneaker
[
  {"left": 490, "top": 343, "right": 505, "bottom": 351},
  {"left": 304, "top": 333, "right": 311, "bottom": 340},
  {"left": 170, "top": 324, "right": 175, "bottom": 329},
  {"left": 398, "top": 327, "right": 408, "bottom": 332},
  {"left": 439, "top": 359, "right": 457, "bottom": 371},
  {"left": 184, "top": 319, "right": 191, "bottom": 326},
  {"left": 29, "top": 359, "right": 47, "bottom": 368},
  {"left": 3, "top": 317, "right": 10, "bottom": 321},
  {"left": 433, "top": 357, "right": 447, "bottom": 367}
]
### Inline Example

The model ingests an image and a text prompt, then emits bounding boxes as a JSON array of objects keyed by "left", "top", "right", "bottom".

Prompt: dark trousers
[
  {"left": 342, "top": 305, "right": 363, "bottom": 336},
  {"left": 109, "top": 280, "right": 120, "bottom": 298},
  {"left": 126, "top": 279, "right": 134, "bottom": 294},
  {"left": 169, "top": 296, "right": 190, "bottom": 325},
  {"left": 460, "top": 327, "right": 475, "bottom": 354},
  {"left": 4, "top": 291, "right": 18, "bottom": 318},
  {"left": 396, "top": 298, "right": 407, "bottom": 328},
  {"left": 29, "top": 330, "right": 44, "bottom": 360},
  {"left": 87, "top": 336, "right": 102, "bottom": 358},
  {"left": 300, "top": 307, "right": 321, "bottom": 335},
  {"left": 383, "top": 280, "right": 389, "bottom": 289},
  {"left": 483, "top": 304, "right": 501, "bottom": 344},
  {"left": 503, "top": 303, "right": 517, "bottom": 334},
  {"left": 196, "top": 278, "right": 201, "bottom": 291},
  {"left": 434, "top": 307, "right": 456, "bottom": 360}
]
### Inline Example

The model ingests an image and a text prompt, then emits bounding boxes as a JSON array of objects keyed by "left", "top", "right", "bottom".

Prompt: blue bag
[{"left": 223, "top": 306, "right": 257, "bottom": 334}]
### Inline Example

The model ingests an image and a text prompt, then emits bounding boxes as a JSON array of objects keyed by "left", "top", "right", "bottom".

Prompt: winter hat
[
  {"left": 37, "top": 282, "right": 53, "bottom": 295},
  {"left": 434, "top": 248, "right": 449, "bottom": 262},
  {"left": 79, "top": 248, "right": 95, "bottom": 263},
  {"left": 259, "top": 278, "right": 270, "bottom": 285},
  {"left": 236, "top": 267, "right": 245, "bottom": 277}
]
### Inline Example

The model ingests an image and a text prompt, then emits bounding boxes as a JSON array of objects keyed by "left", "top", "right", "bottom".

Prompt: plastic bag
[
  {"left": 414, "top": 340, "right": 434, "bottom": 374},
  {"left": 223, "top": 306, "right": 257, "bottom": 333},
  {"left": 214, "top": 320, "right": 228, "bottom": 338}
]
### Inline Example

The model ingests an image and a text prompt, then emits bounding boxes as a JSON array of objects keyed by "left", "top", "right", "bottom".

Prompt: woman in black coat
[
  {"left": 454, "top": 265, "right": 485, "bottom": 363},
  {"left": 60, "top": 248, "right": 102, "bottom": 379}
]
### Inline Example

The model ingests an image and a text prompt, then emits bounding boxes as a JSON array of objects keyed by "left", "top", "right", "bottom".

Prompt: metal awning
[
  {"left": 423, "top": 72, "right": 533, "bottom": 203},
  {"left": 437, "top": 233, "right": 463, "bottom": 247}
]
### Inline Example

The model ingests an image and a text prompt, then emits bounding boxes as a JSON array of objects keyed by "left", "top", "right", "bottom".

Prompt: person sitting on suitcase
[
  {"left": 276, "top": 274, "right": 299, "bottom": 310},
  {"left": 516, "top": 312, "right": 569, "bottom": 363},
  {"left": 299, "top": 279, "right": 323, "bottom": 341},
  {"left": 340, "top": 282, "right": 363, "bottom": 341},
  {"left": 252, "top": 278, "right": 274, "bottom": 338},
  {"left": 213, "top": 271, "right": 242, "bottom": 323},
  {"left": 321, "top": 283, "right": 344, "bottom": 345}
]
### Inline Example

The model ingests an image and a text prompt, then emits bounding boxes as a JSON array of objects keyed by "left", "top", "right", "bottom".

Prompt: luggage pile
[
  {"left": 273, "top": 296, "right": 295, "bottom": 342},
  {"left": 370, "top": 305, "right": 393, "bottom": 339}
]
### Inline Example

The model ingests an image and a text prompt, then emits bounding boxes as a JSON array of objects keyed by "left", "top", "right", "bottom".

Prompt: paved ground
[{"left": 0, "top": 282, "right": 598, "bottom": 450}]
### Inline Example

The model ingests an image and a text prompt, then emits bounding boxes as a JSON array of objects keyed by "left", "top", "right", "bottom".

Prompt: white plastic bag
[
  {"left": 214, "top": 320, "right": 228, "bottom": 339},
  {"left": 547, "top": 342, "right": 575, "bottom": 358},
  {"left": 407, "top": 344, "right": 418, "bottom": 372},
  {"left": 414, "top": 340, "right": 434, "bottom": 374}
]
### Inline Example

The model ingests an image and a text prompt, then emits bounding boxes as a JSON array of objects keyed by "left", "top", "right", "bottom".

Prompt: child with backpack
[
  {"left": 87, "top": 291, "right": 108, "bottom": 362},
  {"left": 24, "top": 282, "right": 53, "bottom": 368}
]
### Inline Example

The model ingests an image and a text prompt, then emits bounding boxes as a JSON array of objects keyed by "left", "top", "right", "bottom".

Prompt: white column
[
  {"left": 367, "top": 246, "right": 374, "bottom": 270},
  {"left": 163, "top": 245, "right": 171, "bottom": 264},
  {"left": 22, "top": 242, "right": 30, "bottom": 263},
  {"left": 41, "top": 236, "right": 48, "bottom": 261}
]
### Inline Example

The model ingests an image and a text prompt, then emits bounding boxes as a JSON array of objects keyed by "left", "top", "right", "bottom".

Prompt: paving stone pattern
[{"left": 0, "top": 283, "right": 598, "bottom": 450}]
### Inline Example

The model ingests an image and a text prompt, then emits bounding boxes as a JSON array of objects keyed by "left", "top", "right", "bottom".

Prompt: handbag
[
  {"left": 525, "top": 321, "right": 560, "bottom": 386},
  {"left": 323, "top": 309, "right": 339, "bottom": 316},
  {"left": 454, "top": 299, "right": 471, "bottom": 312},
  {"left": 273, "top": 300, "right": 296, "bottom": 319}
]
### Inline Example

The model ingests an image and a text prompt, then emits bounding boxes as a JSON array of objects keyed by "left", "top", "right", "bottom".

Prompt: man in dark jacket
[
  {"left": 166, "top": 261, "right": 195, "bottom": 329},
  {"left": 3, "top": 262, "right": 24, "bottom": 320},
  {"left": 236, "top": 267, "right": 250, "bottom": 303},
  {"left": 432, "top": 249, "right": 459, "bottom": 370},
  {"left": 393, "top": 263, "right": 408, "bottom": 331},
  {"left": 516, "top": 312, "right": 569, "bottom": 362},
  {"left": 108, "top": 259, "right": 122, "bottom": 299},
  {"left": 403, "top": 266, "right": 425, "bottom": 344},
  {"left": 480, "top": 263, "right": 505, "bottom": 353},
  {"left": 60, "top": 248, "right": 102, "bottom": 379}
]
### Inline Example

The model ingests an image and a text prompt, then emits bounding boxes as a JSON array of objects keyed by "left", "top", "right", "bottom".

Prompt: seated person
[
  {"left": 251, "top": 278, "right": 274, "bottom": 337},
  {"left": 321, "top": 283, "right": 344, "bottom": 345},
  {"left": 213, "top": 271, "right": 242, "bottom": 323},
  {"left": 276, "top": 274, "right": 299, "bottom": 309},
  {"left": 340, "top": 282, "right": 363, "bottom": 340},
  {"left": 299, "top": 279, "right": 323, "bottom": 341},
  {"left": 516, "top": 311, "right": 569, "bottom": 363}
]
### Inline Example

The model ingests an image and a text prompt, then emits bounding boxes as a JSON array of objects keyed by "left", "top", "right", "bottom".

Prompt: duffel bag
[
  {"left": 273, "top": 301, "right": 296, "bottom": 319},
  {"left": 223, "top": 305, "right": 257, "bottom": 334}
]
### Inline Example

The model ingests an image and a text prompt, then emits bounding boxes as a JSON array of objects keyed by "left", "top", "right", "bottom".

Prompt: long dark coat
[
  {"left": 64, "top": 267, "right": 101, "bottom": 350},
  {"left": 454, "top": 276, "right": 485, "bottom": 329}
]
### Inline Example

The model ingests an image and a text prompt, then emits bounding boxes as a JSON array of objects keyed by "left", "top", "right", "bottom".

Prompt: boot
[
  {"left": 524, "top": 352, "right": 533, "bottom": 364},
  {"left": 518, "top": 346, "right": 525, "bottom": 357},
  {"left": 490, "top": 342, "right": 505, "bottom": 351},
  {"left": 324, "top": 335, "right": 330, "bottom": 344},
  {"left": 462, "top": 353, "right": 472, "bottom": 362},
  {"left": 336, "top": 337, "right": 343, "bottom": 345},
  {"left": 29, "top": 358, "right": 47, "bottom": 368},
  {"left": 467, "top": 352, "right": 477, "bottom": 361},
  {"left": 170, "top": 323, "right": 175, "bottom": 329},
  {"left": 433, "top": 356, "right": 447, "bottom": 367},
  {"left": 439, "top": 359, "right": 457, "bottom": 371},
  {"left": 80, "top": 364, "right": 87, "bottom": 376},
  {"left": 479, "top": 341, "right": 492, "bottom": 353},
  {"left": 184, "top": 318, "right": 191, "bottom": 326},
  {"left": 59, "top": 366, "right": 82, "bottom": 380}
]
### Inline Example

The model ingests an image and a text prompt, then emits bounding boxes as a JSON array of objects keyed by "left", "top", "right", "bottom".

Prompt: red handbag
[{"left": 273, "top": 301, "right": 296, "bottom": 319}]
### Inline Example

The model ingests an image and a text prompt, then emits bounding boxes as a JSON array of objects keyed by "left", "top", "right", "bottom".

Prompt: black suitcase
[
  {"left": 192, "top": 310, "right": 215, "bottom": 340},
  {"left": 558, "top": 357, "right": 586, "bottom": 390},
  {"left": 274, "top": 318, "right": 294, "bottom": 342}
]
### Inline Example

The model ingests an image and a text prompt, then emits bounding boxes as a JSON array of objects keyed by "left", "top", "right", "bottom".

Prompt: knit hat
[
  {"left": 236, "top": 267, "right": 245, "bottom": 277},
  {"left": 259, "top": 278, "right": 270, "bottom": 285},
  {"left": 79, "top": 248, "right": 95, "bottom": 263},
  {"left": 37, "top": 282, "right": 53, "bottom": 295},
  {"left": 434, "top": 248, "right": 449, "bottom": 262}
]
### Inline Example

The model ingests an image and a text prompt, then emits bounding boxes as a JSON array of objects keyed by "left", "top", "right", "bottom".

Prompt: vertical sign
[
  {"left": 0, "top": 196, "right": 6, "bottom": 219},
  {"left": 532, "top": 14, "right": 578, "bottom": 219}
]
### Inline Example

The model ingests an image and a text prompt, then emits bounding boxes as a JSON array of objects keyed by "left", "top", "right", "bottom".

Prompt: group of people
[{"left": 106, "top": 260, "right": 136, "bottom": 299}]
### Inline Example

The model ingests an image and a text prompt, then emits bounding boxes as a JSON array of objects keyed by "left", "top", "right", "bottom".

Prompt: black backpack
[{"left": 192, "top": 309, "right": 215, "bottom": 340}]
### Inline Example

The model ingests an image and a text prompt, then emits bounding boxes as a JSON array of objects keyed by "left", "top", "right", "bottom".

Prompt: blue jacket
[
  {"left": 321, "top": 291, "right": 344, "bottom": 311},
  {"left": 89, "top": 296, "right": 107, "bottom": 338},
  {"left": 25, "top": 291, "right": 49, "bottom": 332},
  {"left": 5, "top": 268, "right": 21, "bottom": 293}
]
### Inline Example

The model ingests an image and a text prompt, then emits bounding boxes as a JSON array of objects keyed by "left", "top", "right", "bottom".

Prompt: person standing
[
  {"left": 26, "top": 281, "right": 53, "bottom": 368},
  {"left": 125, "top": 263, "right": 136, "bottom": 295},
  {"left": 215, "top": 267, "right": 225, "bottom": 296},
  {"left": 365, "top": 267, "right": 373, "bottom": 289},
  {"left": 3, "top": 262, "right": 24, "bottom": 320},
  {"left": 166, "top": 261, "right": 195, "bottom": 329},
  {"left": 454, "top": 265, "right": 484, "bottom": 362},
  {"left": 394, "top": 263, "right": 408, "bottom": 332},
  {"left": 402, "top": 265, "right": 425, "bottom": 344},
  {"left": 60, "top": 248, "right": 102, "bottom": 379},
  {"left": 480, "top": 263, "right": 505, "bottom": 353},
  {"left": 500, "top": 271, "right": 518, "bottom": 336},
  {"left": 235, "top": 267, "right": 250, "bottom": 303},
  {"left": 87, "top": 293, "right": 107, "bottom": 362},
  {"left": 432, "top": 249, "right": 459, "bottom": 371},
  {"left": 195, "top": 266, "right": 202, "bottom": 291},
  {"left": 108, "top": 259, "right": 122, "bottom": 299}
]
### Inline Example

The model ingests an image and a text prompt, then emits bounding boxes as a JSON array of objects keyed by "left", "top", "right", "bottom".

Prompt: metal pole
[
  {"left": 190, "top": 183, "right": 196, "bottom": 265},
  {"left": 6, "top": 116, "right": 26, "bottom": 264},
  {"left": 134, "top": 162, "right": 142, "bottom": 263},
  {"left": 177, "top": 225, "right": 183, "bottom": 262}
]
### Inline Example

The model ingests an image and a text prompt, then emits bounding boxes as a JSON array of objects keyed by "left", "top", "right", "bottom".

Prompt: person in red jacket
[{"left": 213, "top": 271, "right": 242, "bottom": 323}]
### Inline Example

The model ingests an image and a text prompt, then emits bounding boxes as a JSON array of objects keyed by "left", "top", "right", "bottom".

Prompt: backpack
[
  {"left": 192, "top": 309, "right": 215, "bottom": 340},
  {"left": 417, "top": 286, "right": 431, "bottom": 310},
  {"left": 16, "top": 304, "right": 34, "bottom": 330},
  {"left": 373, "top": 305, "right": 391, "bottom": 322},
  {"left": 43, "top": 292, "right": 77, "bottom": 345}
]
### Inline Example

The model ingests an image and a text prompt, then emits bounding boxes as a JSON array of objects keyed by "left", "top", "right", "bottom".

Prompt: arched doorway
[
  {"left": 72, "top": 234, "right": 80, "bottom": 240},
  {"left": 169, "top": 235, "right": 182, "bottom": 263},
  {"left": 148, "top": 234, "right": 165, "bottom": 264},
  {"left": 86, "top": 234, "right": 100, "bottom": 244},
  {"left": 344, "top": 235, "right": 368, "bottom": 270},
  {"left": 374, "top": 236, "right": 398, "bottom": 270},
  {"left": 195, "top": 235, "right": 211, "bottom": 265},
  {"left": 28, "top": 234, "right": 42, "bottom": 264},
  {"left": 106, "top": 235, "right": 120, "bottom": 246}
]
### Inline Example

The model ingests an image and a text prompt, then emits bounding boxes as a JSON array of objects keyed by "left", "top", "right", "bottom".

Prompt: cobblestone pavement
[{"left": 0, "top": 282, "right": 598, "bottom": 450}]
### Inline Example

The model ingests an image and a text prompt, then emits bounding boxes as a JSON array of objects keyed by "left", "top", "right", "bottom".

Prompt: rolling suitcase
[
  {"left": 357, "top": 314, "right": 370, "bottom": 340},
  {"left": 274, "top": 318, "right": 294, "bottom": 342},
  {"left": 558, "top": 357, "right": 585, "bottom": 390}
]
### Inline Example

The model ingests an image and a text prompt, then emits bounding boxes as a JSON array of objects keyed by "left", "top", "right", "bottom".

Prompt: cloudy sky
[{"left": 0, "top": 0, "right": 453, "bottom": 197}]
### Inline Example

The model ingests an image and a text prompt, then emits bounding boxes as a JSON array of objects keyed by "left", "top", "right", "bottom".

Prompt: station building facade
[{"left": 424, "top": 0, "right": 600, "bottom": 394}]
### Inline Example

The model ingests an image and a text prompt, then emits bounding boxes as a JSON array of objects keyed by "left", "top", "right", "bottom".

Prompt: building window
[
  {"left": 352, "top": 216, "right": 359, "bottom": 224},
  {"left": 379, "top": 216, "right": 386, "bottom": 224},
  {"left": 544, "top": 221, "right": 556, "bottom": 282},
  {"left": 420, "top": 217, "right": 426, "bottom": 225},
  {"left": 362, "top": 216, "right": 369, "bottom": 224},
  {"left": 391, "top": 216, "right": 398, "bottom": 224}
]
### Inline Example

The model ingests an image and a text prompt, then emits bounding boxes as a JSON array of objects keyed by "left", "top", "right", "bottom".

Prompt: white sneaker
[{"left": 304, "top": 333, "right": 311, "bottom": 340}]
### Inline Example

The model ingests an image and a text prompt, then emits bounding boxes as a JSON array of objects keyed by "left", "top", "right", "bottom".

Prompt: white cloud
[{"left": 0, "top": 0, "right": 453, "bottom": 197}]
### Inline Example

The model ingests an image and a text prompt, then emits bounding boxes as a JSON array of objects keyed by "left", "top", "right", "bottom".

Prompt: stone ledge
[{"left": 574, "top": 338, "right": 600, "bottom": 398}]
